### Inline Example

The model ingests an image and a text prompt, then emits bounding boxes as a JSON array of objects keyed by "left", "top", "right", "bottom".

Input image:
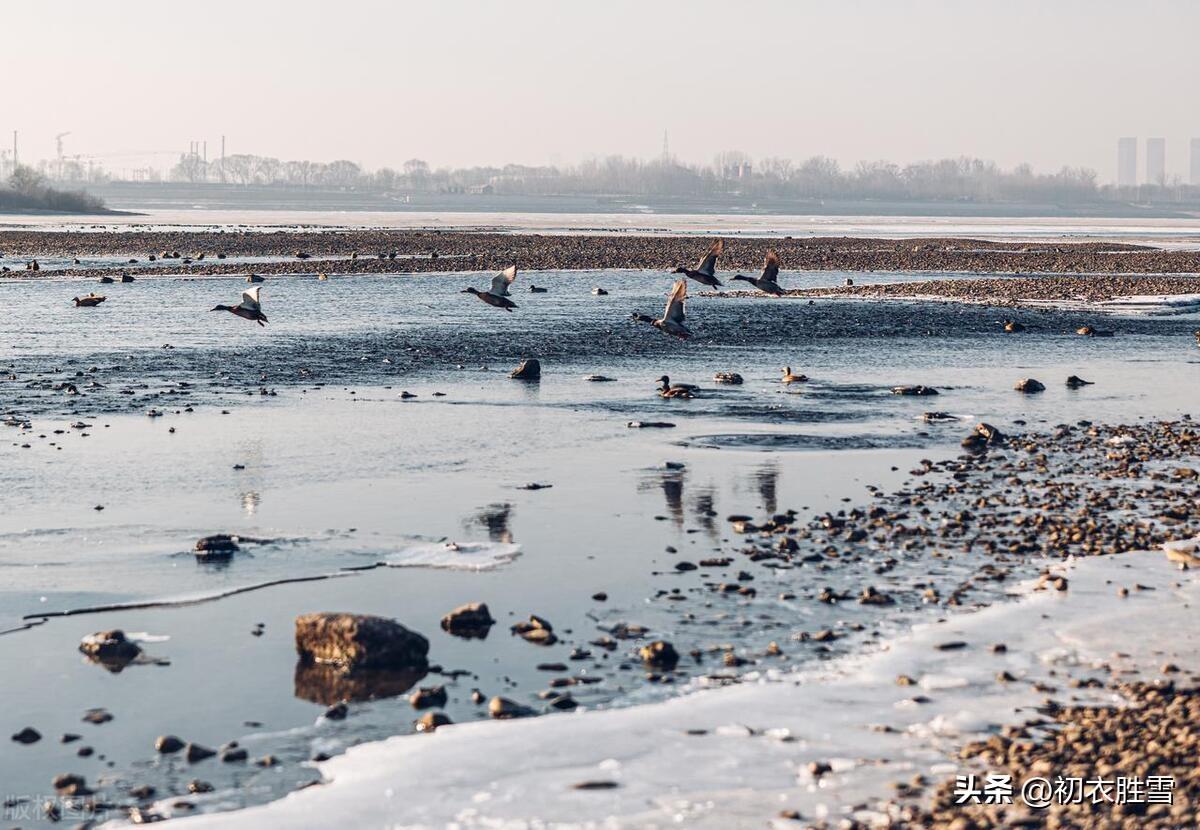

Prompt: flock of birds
[
  {"left": 70, "top": 240, "right": 786, "bottom": 345},
  {"left": 459, "top": 239, "right": 786, "bottom": 342}
]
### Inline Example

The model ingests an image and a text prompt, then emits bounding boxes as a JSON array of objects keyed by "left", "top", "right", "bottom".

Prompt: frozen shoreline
[{"left": 166, "top": 543, "right": 1200, "bottom": 829}]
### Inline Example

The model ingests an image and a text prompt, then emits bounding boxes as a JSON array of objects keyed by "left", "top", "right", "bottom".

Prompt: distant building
[
  {"left": 1146, "top": 137, "right": 1166, "bottom": 186},
  {"left": 1191, "top": 138, "right": 1200, "bottom": 186},
  {"left": 1117, "top": 137, "right": 1137, "bottom": 187}
]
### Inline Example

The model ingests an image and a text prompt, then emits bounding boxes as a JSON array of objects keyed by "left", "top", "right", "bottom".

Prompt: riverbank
[{"left": 5, "top": 231, "right": 1200, "bottom": 281}]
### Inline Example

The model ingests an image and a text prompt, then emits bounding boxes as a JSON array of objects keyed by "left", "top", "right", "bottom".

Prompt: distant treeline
[
  {"left": 159, "top": 150, "right": 1153, "bottom": 205},
  {"left": 1, "top": 167, "right": 107, "bottom": 213}
]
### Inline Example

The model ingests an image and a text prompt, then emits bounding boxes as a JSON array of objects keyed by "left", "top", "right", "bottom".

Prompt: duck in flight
[
  {"left": 731, "top": 249, "right": 785, "bottom": 296},
  {"left": 211, "top": 286, "right": 268, "bottom": 326},
  {"left": 674, "top": 240, "right": 724, "bottom": 287},
  {"left": 463, "top": 265, "right": 518, "bottom": 311},
  {"left": 632, "top": 279, "right": 691, "bottom": 339},
  {"left": 72, "top": 293, "right": 106, "bottom": 307}
]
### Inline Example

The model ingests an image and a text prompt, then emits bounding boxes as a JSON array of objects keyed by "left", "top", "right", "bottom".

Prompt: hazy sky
[{"left": 4, "top": 0, "right": 1198, "bottom": 182}]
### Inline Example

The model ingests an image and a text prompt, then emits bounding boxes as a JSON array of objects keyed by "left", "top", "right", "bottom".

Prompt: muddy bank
[
  {"left": 790, "top": 273, "right": 1200, "bottom": 304},
  {"left": 7, "top": 232, "right": 1200, "bottom": 280}
]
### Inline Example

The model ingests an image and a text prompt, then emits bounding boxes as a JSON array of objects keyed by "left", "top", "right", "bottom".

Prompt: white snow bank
[{"left": 167, "top": 545, "right": 1200, "bottom": 830}]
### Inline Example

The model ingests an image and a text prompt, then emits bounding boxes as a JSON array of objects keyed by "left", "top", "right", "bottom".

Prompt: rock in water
[
  {"left": 155, "top": 735, "right": 185, "bottom": 754},
  {"left": 713, "top": 372, "right": 744, "bottom": 385},
  {"left": 440, "top": 602, "right": 495, "bottom": 639},
  {"left": 79, "top": 630, "right": 142, "bottom": 670},
  {"left": 409, "top": 685, "right": 448, "bottom": 709},
  {"left": 639, "top": 640, "right": 680, "bottom": 669},
  {"left": 509, "top": 359, "right": 541, "bottom": 380},
  {"left": 11, "top": 726, "right": 41, "bottom": 744},
  {"left": 195, "top": 534, "right": 239, "bottom": 561},
  {"left": 185, "top": 742, "right": 216, "bottom": 763},
  {"left": 1065, "top": 375, "right": 1094, "bottom": 388},
  {"left": 1014, "top": 378, "right": 1045, "bottom": 393},
  {"left": 892, "top": 385, "right": 939, "bottom": 396},
  {"left": 415, "top": 712, "right": 452, "bottom": 732},
  {"left": 294, "top": 613, "right": 429, "bottom": 672},
  {"left": 488, "top": 696, "right": 535, "bottom": 719}
]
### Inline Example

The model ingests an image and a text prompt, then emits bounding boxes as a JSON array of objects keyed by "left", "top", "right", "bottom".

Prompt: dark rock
[
  {"left": 195, "top": 534, "right": 239, "bottom": 561},
  {"left": 1014, "top": 378, "right": 1045, "bottom": 393},
  {"left": 509, "top": 358, "right": 541, "bottom": 380},
  {"left": 52, "top": 773, "right": 92, "bottom": 796},
  {"left": 294, "top": 612, "right": 430, "bottom": 672},
  {"left": 440, "top": 602, "right": 495, "bottom": 639},
  {"left": 1065, "top": 375, "right": 1094, "bottom": 388},
  {"left": 639, "top": 640, "right": 680, "bottom": 670},
  {"left": 415, "top": 712, "right": 452, "bottom": 733},
  {"left": 81, "top": 708, "right": 113, "bottom": 724},
  {"left": 12, "top": 726, "right": 41, "bottom": 744},
  {"left": 185, "top": 742, "right": 216, "bottom": 763},
  {"left": 155, "top": 735, "right": 185, "bottom": 754},
  {"left": 323, "top": 702, "right": 349, "bottom": 720},
  {"left": 79, "top": 630, "right": 142, "bottom": 671},
  {"left": 892, "top": 385, "right": 939, "bottom": 396},
  {"left": 488, "top": 696, "right": 535, "bottom": 719},
  {"left": 573, "top": 780, "right": 619, "bottom": 790},
  {"left": 220, "top": 746, "right": 249, "bottom": 763},
  {"left": 188, "top": 779, "right": 214, "bottom": 794},
  {"left": 408, "top": 685, "right": 448, "bottom": 709}
]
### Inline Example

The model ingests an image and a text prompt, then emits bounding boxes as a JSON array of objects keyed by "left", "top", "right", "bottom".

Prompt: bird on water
[
  {"left": 632, "top": 279, "right": 691, "bottom": 339},
  {"left": 463, "top": 265, "right": 519, "bottom": 310},
  {"left": 657, "top": 375, "right": 699, "bottom": 398},
  {"left": 72, "top": 293, "right": 106, "bottom": 307},
  {"left": 674, "top": 239, "right": 724, "bottom": 287},
  {"left": 731, "top": 249, "right": 785, "bottom": 296},
  {"left": 211, "top": 286, "right": 268, "bottom": 326}
]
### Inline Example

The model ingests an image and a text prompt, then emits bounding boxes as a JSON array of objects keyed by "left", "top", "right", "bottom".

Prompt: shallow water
[{"left": 1, "top": 262, "right": 1198, "bottom": 825}]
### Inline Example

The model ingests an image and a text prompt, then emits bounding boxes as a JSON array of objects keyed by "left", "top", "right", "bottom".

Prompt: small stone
[
  {"left": 488, "top": 696, "right": 534, "bottom": 719},
  {"left": 415, "top": 712, "right": 452, "bottom": 733},
  {"left": 155, "top": 735, "right": 185, "bottom": 754},
  {"left": 12, "top": 726, "right": 41, "bottom": 744},
  {"left": 440, "top": 602, "right": 495, "bottom": 638},
  {"left": 323, "top": 702, "right": 349, "bottom": 720},
  {"left": 185, "top": 742, "right": 217, "bottom": 763},
  {"left": 639, "top": 640, "right": 680, "bottom": 670},
  {"left": 409, "top": 686, "right": 448, "bottom": 709}
]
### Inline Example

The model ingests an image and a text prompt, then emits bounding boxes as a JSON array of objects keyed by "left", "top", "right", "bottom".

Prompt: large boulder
[
  {"left": 295, "top": 613, "right": 429, "bottom": 673},
  {"left": 509, "top": 359, "right": 541, "bottom": 380},
  {"left": 1014, "top": 378, "right": 1045, "bottom": 393}
]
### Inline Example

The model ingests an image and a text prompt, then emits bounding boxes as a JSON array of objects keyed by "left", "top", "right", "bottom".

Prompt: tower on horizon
[
  {"left": 1191, "top": 138, "right": 1200, "bottom": 186},
  {"left": 1146, "top": 137, "right": 1166, "bottom": 186},
  {"left": 1117, "top": 137, "right": 1137, "bottom": 187}
]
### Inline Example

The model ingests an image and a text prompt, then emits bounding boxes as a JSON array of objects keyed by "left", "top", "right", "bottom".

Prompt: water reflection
[
  {"left": 753, "top": 464, "right": 780, "bottom": 515},
  {"left": 293, "top": 661, "right": 427, "bottom": 705},
  {"left": 465, "top": 503, "right": 514, "bottom": 543},
  {"left": 639, "top": 467, "right": 686, "bottom": 527}
]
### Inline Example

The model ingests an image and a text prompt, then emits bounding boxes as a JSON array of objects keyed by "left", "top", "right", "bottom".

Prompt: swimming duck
[
  {"left": 731, "top": 249, "right": 784, "bottom": 295},
  {"left": 781, "top": 367, "right": 808, "bottom": 384},
  {"left": 631, "top": 279, "right": 691, "bottom": 339},
  {"left": 72, "top": 293, "right": 106, "bottom": 307},
  {"left": 462, "top": 265, "right": 519, "bottom": 311},
  {"left": 674, "top": 240, "right": 724, "bottom": 287},
  {"left": 529, "top": 285, "right": 548, "bottom": 293},
  {"left": 211, "top": 286, "right": 268, "bottom": 326},
  {"left": 657, "top": 375, "right": 698, "bottom": 398}
]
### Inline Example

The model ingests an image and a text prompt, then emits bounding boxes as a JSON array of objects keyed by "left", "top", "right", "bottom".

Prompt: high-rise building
[
  {"left": 1191, "top": 138, "right": 1200, "bottom": 186},
  {"left": 1146, "top": 137, "right": 1166, "bottom": 186},
  {"left": 1117, "top": 137, "right": 1137, "bottom": 187}
]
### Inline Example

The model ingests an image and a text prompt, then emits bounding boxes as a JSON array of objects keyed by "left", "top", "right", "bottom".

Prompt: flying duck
[
  {"left": 657, "top": 375, "right": 699, "bottom": 398},
  {"left": 211, "top": 286, "right": 268, "bottom": 326},
  {"left": 731, "top": 249, "right": 784, "bottom": 295},
  {"left": 781, "top": 367, "right": 808, "bottom": 384},
  {"left": 72, "top": 293, "right": 106, "bottom": 307},
  {"left": 674, "top": 240, "right": 724, "bottom": 287},
  {"left": 632, "top": 279, "right": 691, "bottom": 339},
  {"left": 462, "top": 265, "right": 518, "bottom": 310}
]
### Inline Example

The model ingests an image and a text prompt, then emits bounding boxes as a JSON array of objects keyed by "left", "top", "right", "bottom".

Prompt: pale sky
[{"left": 3, "top": 0, "right": 1198, "bottom": 182}]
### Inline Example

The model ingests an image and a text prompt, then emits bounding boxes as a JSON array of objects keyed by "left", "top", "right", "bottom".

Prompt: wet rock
[
  {"left": 1065, "top": 375, "right": 1094, "bottom": 388},
  {"left": 188, "top": 779, "right": 214, "bottom": 794},
  {"left": 60, "top": 733, "right": 82, "bottom": 744},
  {"left": 129, "top": 784, "right": 156, "bottom": 800},
  {"left": 573, "top": 780, "right": 619, "bottom": 790},
  {"left": 1003, "top": 320, "right": 1025, "bottom": 333},
  {"left": 511, "top": 615, "right": 557, "bottom": 645},
  {"left": 81, "top": 707, "right": 113, "bottom": 724},
  {"left": 220, "top": 745, "right": 248, "bottom": 763},
  {"left": 1014, "top": 378, "right": 1045, "bottom": 393},
  {"left": 935, "top": 641, "right": 968, "bottom": 651},
  {"left": 440, "top": 602, "right": 495, "bottom": 639},
  {"left": 323, "top": 702, "right": 349, "bottom": 720},
  {"left": 488, "top": 696, "right": 535, "bottom": 719},
  {"left": 79, "top": 629, "right": 142, "bottom": 671},
  {"left": 591, "top": 287, "right": 608, "bottom": 295},
  {"left": 155, "top": 735, "right": 185, "bottom": 754},
  {"left": 408, "top": 685, "right": 448, "bottom": 709},
  {"left": 639, "top": 640, "right": 680, "bottom": 670},
  {"left": 509, "top": 358, "right": 541, "bottom": 380},
  {"left": 591, "top": 591, "right": 608, "bottom": 601},
  {"left": 185, "top": 742, "right": 216, "bottom": 763},
  {"left": 294, "top": 612, "right": 430, "bottom": 672},
  {"left": 713, "top": 372, "right": 744, "bottom": 384},
  {"left": 892, "top": 385, "right": 939, "bottom": 396},
  {"left": 415, "top": 711, "right": 452, "bottom": 732},
  {"left": 12, "top": 726, "right": 41, "bottom": 744},
  {"left": 858, "top": 586, "right": 894, "bottom": 606},
  {"left": 194, "top": 534, "right": 239, "bottom": 561}
]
